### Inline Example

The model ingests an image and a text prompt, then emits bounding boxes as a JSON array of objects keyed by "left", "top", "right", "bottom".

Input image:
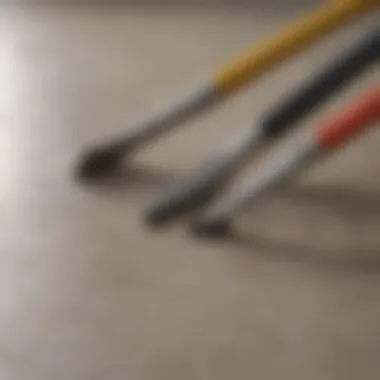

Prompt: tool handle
[
  {"left": 261, "top": 28, "right": 380, "bottom": 139},
  {"left": 213, "top": 0, "right": 379, "bottom": 93},
  {"left": 316, "top": 86, "right": 380, "bottom": 150}
]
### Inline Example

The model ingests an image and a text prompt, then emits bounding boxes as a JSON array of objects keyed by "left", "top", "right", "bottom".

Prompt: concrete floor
[{"left": 1, "top": 4, "right": 380, "bottom": 380}]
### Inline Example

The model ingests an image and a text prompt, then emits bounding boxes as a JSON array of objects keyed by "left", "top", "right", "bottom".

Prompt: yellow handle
[{"left": 213, "top": 0, "right": 379, "bottom": 94}]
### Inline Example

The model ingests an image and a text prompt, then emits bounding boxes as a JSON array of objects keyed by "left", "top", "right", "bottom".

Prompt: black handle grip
[{"left": 262, "top": 28, "right": 380, "bottom": 138}]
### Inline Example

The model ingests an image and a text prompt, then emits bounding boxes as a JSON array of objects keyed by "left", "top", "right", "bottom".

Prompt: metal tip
[{"left": 75, "top": 147, "right": 123, "bottom": 180}]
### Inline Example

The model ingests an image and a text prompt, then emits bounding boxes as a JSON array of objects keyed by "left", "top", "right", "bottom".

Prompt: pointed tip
[{"left": 75, "top": 147, "right": 122, "bottom": 180}]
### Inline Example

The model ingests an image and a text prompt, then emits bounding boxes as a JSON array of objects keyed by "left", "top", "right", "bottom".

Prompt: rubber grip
[
  {"left": 316, "top": 86, "right": 380, "bottom": 150},
  {"left": 261, "top": 28, "right": 380, "bottom": 139},
  {"left": 213, "top": 0, "right": 379, "bottom": 93}
]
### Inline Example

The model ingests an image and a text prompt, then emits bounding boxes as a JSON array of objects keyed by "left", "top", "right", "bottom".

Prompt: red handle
[{"left": 315, "top": 86, "right": 380, "bottom": 150}]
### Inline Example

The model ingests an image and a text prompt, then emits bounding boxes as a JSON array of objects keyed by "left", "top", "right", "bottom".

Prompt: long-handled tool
[
  {"left": 145, "top": 28, "right": 380, "bottom": 226},
  {"left": 76, "top": 0, "right": 379, "bottom": 179},
  {"left": 190, "top": 86, "right": 380, "bottom": 236}
]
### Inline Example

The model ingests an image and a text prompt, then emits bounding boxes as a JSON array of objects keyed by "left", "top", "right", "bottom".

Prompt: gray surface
[{"left": 1, "top": 4, "right": 380, "bottom": 380}]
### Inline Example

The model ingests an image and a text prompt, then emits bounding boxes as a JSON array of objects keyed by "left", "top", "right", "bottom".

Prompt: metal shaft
[
  {"left": 192, "top": 139, "right": 318, "bottom": 235},
  {"left": 145, "top": 127, "right": 264, "bottom": 226}
]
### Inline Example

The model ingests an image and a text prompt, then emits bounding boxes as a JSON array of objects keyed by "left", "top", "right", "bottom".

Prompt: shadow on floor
[
  {"left": 196, "top": 182, "right": 380, "bottom": 273},
  {"left": 78, "top": 162, "right": 176, "bottom": 198}
]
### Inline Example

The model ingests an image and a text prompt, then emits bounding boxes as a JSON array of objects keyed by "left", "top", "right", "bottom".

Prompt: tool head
[{"left": 75, "top": 146, "right": 124, "bottom": 180}]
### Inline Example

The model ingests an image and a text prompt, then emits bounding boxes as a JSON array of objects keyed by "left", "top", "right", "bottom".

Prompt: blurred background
[
  {"left": 2, "top": 0, "right": 327, "bottom": 7},
  {"left": 0, "top": 1, "right": 379, "bottom": 380}
]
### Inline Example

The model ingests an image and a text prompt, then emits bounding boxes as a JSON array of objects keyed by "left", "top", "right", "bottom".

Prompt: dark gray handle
[{"left": 262, "top": 28, "right": 380, "bottom": 138}]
